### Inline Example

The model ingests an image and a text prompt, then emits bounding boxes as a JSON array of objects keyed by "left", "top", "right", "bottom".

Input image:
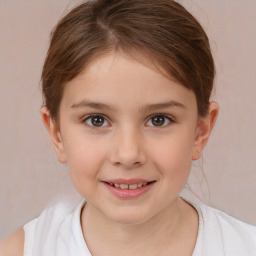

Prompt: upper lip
[{"left": 103, "top": 179, "right": 155, "bottom": 185}]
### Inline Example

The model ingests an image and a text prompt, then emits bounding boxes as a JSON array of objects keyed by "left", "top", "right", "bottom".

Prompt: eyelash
[
  {"left": 147, "top": 114, "right": 175, "bottom": 127},
  {"left": 82, "top": 114, "right": 175, "bottom": 129}
]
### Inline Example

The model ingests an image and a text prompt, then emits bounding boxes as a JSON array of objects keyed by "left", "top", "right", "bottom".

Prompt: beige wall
[{"left": 0, "top": 0, "right": 255, "bottom": 239}]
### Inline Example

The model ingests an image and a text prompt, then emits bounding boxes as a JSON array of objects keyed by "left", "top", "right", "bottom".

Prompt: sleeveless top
[{"left": 23, "top": 197, "right": 256, "bottom": 256}]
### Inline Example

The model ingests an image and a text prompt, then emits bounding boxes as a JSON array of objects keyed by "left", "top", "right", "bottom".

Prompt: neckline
[
  {"left": 72, "top": 199, "right": 92, "bottom": 255},
  {"left": 180, "top": 196, "right": 204, "bottom": 256},
  {"left": 72, "top": 197, "right": 204, "bottom": 256}
]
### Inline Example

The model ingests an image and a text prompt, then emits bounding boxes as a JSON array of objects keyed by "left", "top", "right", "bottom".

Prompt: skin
[
  {"left": 0, "top": 52, "right": 218, "bottom": 256},
  {"left": 0, "top": 229, "right": 24, "bottom": 256}
]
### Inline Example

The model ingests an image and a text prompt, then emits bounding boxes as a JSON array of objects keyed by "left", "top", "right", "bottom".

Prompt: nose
[{"left": 108, "top": 127, "right": 147, "bottom": 168}]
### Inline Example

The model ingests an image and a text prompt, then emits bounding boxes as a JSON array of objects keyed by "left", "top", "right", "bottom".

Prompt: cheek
[
  {"left": 63, "top": 137, "right": 107, "bottom": 189},
  {"left": 150, "top": 129, "right": 195, "bottom": 179}
]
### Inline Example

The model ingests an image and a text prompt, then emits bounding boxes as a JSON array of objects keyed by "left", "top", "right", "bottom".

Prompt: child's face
[{"left": 50, "top": 53, "right": 206, "bottom": 224}]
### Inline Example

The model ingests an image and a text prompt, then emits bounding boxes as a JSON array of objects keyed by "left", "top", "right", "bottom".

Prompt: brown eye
[
  {"left": 152, "top": 116, "right": 165, "bottom": 126},
  {"left": 84, "top": 115, "right": 108, "bottom": 127},
  {"left": 146, "top": 115, "right": 173, "bottom": 127}
]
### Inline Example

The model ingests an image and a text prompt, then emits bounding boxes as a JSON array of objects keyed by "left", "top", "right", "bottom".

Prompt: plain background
[{"left": 0, "top": 0, "right": 255, "bottom": 240}]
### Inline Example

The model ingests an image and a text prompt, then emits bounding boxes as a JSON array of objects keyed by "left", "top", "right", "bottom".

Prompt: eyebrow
[
  {"left": 71, "top": 100, "right": 186, "bottom": 112},
  {"left": 141, "top": 101, "right": 186, "bottom": 112},
  {"left": 71, "top": 101, "right": 115, "bottom": 111}
]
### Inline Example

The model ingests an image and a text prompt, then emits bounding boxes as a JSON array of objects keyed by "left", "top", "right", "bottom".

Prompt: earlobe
[
  {"left": 40, "top": 106, "right": 67, "bottom": 164},
  {"left": 192, "top": 102, "right": 219, "bottom": 160}
]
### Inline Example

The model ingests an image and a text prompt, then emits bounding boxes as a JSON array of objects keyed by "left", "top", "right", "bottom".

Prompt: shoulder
[
  {"left": 199, "top": 203, "right": 256, "bottom": 254},
  {"left": 0, "top": 228, "right": 25, "bottom": 256},
  {"left": 201, "top": 203, "right": 256, "bottom": 236}
]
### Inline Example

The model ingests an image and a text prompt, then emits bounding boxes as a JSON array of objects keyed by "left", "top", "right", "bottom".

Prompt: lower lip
[{"left": 103, "top": 182, "right": 155, "bottom": 199}]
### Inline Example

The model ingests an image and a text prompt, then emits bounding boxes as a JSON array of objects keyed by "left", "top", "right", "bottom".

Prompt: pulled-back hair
[{"left": 42, "top": 0, "right": 215, "bottom": 123}]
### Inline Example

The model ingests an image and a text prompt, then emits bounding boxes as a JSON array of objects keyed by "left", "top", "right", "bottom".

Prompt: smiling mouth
[{"left": 103, "top": 181, "right": 156, "bottom": 190}]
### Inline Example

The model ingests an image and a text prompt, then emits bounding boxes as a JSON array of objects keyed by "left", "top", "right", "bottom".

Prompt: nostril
[{"left": 113, "top": 161, "right": 142, "bottom": 168}]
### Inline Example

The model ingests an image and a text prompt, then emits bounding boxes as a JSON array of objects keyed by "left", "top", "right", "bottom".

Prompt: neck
[{"left": 80, "top": 198, "right": 198, "bottom": 255}]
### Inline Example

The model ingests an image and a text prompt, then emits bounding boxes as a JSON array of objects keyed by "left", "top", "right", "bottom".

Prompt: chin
[{"left": 105, "top": 208, "right": 154, "bottom": 225}]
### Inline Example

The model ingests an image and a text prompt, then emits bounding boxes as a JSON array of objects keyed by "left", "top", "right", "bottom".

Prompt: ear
[
  {"left": 192, "top": 102, "right": 219, "bottom": 160},
  {"left": 40, "top": 106, "right": 67, "bottom": 164}
]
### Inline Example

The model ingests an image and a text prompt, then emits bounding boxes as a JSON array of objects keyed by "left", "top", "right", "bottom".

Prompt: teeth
[
  {"left": 120, "top": 184, "right": 129, "bottom": 189},
  {"left": 129, "top": 184, "right": 138, "bottom": 190},
  {"left": 110, "top": 182, "right": 150, "bottom": 189}
]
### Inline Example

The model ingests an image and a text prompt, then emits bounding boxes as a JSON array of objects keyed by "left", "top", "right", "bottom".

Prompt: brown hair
[{"left": 42, "top": 0, "right": 215, "bottom": 123}]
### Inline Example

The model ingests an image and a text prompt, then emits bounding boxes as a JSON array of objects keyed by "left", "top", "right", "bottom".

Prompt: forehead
[{"left": 61, "top": 53, "right": 197, "bottom": 113}]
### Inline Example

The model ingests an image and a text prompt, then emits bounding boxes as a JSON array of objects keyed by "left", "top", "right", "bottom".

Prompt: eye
[
  {"left": 146, "top": 114, "right": 174, "bottom": 127},
  {"left": 83, "top": 115, "right": 109, "bottom": 128}
]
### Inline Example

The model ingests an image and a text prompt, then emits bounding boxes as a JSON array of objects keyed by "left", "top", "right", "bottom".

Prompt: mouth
[
  {"left": 102, "top": 179, "right": 156, "bottom": 199},
  {"left": 103, "top": 181, "right": 156, "bottom": 190}
]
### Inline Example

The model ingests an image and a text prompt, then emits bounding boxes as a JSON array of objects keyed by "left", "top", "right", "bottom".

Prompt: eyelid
[
  {"left": 145, "top": 113, "right": 175, "bottom": 127},
  {"left": 82, "top": 114, "right": 111, "bottom": 128},
  {"left": 148, "top": 113, "right": 175, "bottom": 121},
  {"left": 81, "top": 113, "right": 175, "bottom": 128}
]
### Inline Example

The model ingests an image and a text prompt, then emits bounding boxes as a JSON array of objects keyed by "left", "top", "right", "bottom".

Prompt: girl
[{"left": 1, "top": 0, "right": 256, "bottom": 255}]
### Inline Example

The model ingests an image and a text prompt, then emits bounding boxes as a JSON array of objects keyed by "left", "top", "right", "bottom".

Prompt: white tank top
[{"left": 23, "top": 197, "right": 256, "bottom": 256}]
